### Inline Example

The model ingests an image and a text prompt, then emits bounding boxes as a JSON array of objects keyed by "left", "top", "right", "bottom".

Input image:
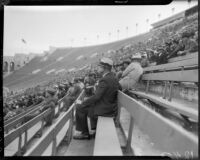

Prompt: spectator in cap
[
  {"left": 73, "top": 57, "right": 121, "bottom": 140},
  {"left": 119, "top": 53, "right": 143, "bottom": 91}
]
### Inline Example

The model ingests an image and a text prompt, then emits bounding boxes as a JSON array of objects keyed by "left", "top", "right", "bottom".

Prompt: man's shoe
[{"left": 73, "top": 132, "right": 90, "bottom": 140}]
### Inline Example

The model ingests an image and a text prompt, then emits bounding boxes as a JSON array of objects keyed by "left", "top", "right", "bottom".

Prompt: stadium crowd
[{"left": 3, "top": 10, "right": 198, "bottom": 133}]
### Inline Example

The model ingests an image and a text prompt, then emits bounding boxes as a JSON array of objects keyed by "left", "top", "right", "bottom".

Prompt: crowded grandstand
[{"left": 3, "top": 4, "right": 198, "bottom": 158}]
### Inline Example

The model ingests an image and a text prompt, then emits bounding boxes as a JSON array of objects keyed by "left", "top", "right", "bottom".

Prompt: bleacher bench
[{"left": 93, "top": 116, "right": 122, "bottom": 156}]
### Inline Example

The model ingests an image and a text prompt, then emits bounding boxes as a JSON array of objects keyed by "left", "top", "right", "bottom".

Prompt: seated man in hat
[
  {"left": 73, "top": 57, "right": 122, "bottom": 139},
  {"left": 119, "top": 53, "right": 143, "bottom": 92}
]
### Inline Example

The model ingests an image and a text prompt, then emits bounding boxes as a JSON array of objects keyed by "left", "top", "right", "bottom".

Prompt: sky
[{"left": 4, "top": 0, "right": 198, "bottom": 56}]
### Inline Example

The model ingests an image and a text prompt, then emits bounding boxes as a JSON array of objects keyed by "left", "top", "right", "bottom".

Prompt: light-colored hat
[
  {"left": 132, "top": 53, "right": 142, "bottom": 59},
  {"left": 99, "top": 57, "right": 113, "bottom": 67}
]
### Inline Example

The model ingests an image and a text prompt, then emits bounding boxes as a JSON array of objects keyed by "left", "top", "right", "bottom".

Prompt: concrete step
[{"left": 64, "top": 138, "right": 94, "bottom": 156}]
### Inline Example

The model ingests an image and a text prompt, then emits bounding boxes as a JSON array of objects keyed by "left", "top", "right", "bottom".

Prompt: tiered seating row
[
  {"left": 4, "top": 94, "right": 67, "bottom": 156},
  {"left": 24, "top": 91, "right": 84, "bottom": 156}
]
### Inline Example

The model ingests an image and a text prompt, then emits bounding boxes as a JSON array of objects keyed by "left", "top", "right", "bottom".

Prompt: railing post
[
  {"left": 22, "top": 130, "right": 28, "bottom": 154},
  {"left": 17, "top": 130, "right": 22, "bottom": 156},
  {"left": 52, "top": 131, "right": 57, "bottom": 156},
  {"left": 145, "top": 80, "right": 150, "bottom": 94},
  {"left": 69, "top": 109, "right": 74, "bottom": 142},
  {"left": 37, "top": 115, "right": 45, "bottom": 137},
  {"left": 125, "top": 116, "right": 134, "bottom": 154},
  {"left": 64, "top": 108, "right": 74, "bottom": 145},
  {"left": 115, "top": 101, "right": 121, "bottom": 128},
  {"left": 163, "top": 81, "right": 168, "bottom": 99},
  {"left": 168, "top": 81, "right": 174, "bottom": 101},
  {"left": 41, "top": 116, "right": 45, "bottom": 136}
]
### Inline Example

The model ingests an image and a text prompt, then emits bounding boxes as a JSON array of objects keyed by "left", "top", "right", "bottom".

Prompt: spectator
[
  {"left": 176, "top": 31, "right": 198, "bottom": 56},
  {"left": 119, "top": 53, "right": 143, "bottom": 91},
  {"left": 167, "top": 34, "right": 183, "bottom": 59},
  {"left": 84, "top": 74, "right": 96, "bottom": 99},
  {"left": 146, "top": 49, "right": 157, "bottom": 64},
  {"left": 115, "top": 63, "right": 124, "bottom": 80},
  {"left": 57, "top": 85, "right": 66, "bottom": 99},
  {"left": 63, "top": 81, "right": 70, "bottom": 93},
  {"left": 23, "top": 89, "right": 57, "bottom": 125},
  {"left": 141, "top": 53, "right": 149, "bottom": 68},
  {"left": 63, "top": 79, "right": 81, "bottom": 111},
  {"left": 41, "top": 89, "right": 58, "bottom": 126},
  {"left": 155, "top": 46, "right": 168, "bottom": 65},
  {"left": 73, "top": 57, "right": 121, "bottom": 139}
]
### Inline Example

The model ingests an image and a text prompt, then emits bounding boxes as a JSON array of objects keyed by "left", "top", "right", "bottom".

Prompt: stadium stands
[{"left": 3, "top": 5, "right": 198, "bottom": 157}]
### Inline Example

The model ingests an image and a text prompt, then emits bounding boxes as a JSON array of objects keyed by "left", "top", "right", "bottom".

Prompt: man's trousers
[{"left": 75, "top": 104, "right": 97, "bottom": 134}]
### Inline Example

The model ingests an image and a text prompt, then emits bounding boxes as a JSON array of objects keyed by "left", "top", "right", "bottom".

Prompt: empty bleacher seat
[{"left": 93, "top": 116, "right": 122, "bottom": 156}]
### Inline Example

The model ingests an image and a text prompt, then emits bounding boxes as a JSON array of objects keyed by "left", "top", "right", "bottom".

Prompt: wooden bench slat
[
  {"left": 142, "top": 69, "right": 198, "bottom": 82},
  {"left": 4, "top": 106, "right": 42, "bottom": 132},
  {"left": 4, "top": 109, "right": 51, "bottom": 147},
  {"left": 25, "top": 90, "right": 84, "bottom": 156},
  {"left": 4, "top": 102, "right": 44, "bottom": 126},
  {"left": 143, "top": 58, "right": 197, "bottom": 72},
  {"left": 93, "top": 116, "right": 122, "bottom": 156},
  {"left": 168, "top": 52, "right": 198, "bottom": 63},
  {"left": 130, "top": 90, "right": 198, "bottom": 121},
  {"left": 4, "top": 95, "right": 67, "bottom": 132}
]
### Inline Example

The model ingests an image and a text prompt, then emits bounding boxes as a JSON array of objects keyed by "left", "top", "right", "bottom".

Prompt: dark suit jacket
[{"left": 82, "top": 72, "right": 122, "bottom": 117}]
